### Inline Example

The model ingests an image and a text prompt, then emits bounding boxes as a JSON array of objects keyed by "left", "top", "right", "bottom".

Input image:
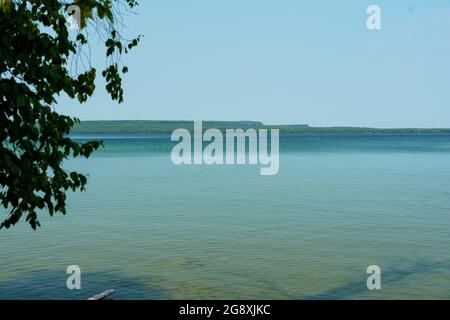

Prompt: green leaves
[
  {"left": 0, "top": 0, "right": 13, "bottom": 13},
  {"left": 105, "top": 38, "right": 122, "bottom": 56},
  {"left": 75, "top": 68, "right": 97, "bottom": 103},
  {"left": 0, "top": 0, "right": 139, "bottom": 230},
  {"left": 76, "top": 33, "right": 87, "bottom": 45}
]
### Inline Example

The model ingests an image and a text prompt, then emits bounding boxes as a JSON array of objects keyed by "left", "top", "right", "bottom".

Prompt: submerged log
[{"left": 87, "top": 289, "right": 116, "bottom": 300}]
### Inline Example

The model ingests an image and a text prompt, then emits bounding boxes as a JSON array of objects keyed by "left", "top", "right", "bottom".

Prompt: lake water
[{"left": 1, "top": 133, "right": 450, "bottom": 299}]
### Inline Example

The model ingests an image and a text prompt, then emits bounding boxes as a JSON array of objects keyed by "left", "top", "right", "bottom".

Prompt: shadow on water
[
  {"left": 301, "top": 260, "right": 450, "bottom": 299},
  {"left": 258, "top": 259, "right": 450, "bottom": 300},
  {"left": 0, "top": 270, "right": 171, "bottom": 300},
  {"left": 1, "top": 259, "right": 448, "bottom": 299}
]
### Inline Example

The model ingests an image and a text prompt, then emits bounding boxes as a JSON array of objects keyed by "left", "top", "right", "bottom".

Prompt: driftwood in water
[{"left": 87, "top": 289, "right": 116, "bottom": 300}]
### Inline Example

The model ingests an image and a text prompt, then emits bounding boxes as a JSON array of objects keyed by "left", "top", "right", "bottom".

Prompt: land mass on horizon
[{"left": 71, "top": 120, "right": 450, "bottom": 134}]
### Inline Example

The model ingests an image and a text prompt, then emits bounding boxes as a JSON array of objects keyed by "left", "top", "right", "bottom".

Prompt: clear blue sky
[{"left": 58, "top": 0, "right": 450, "bottom": 128}]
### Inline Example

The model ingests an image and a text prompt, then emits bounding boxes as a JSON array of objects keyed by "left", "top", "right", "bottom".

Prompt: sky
[{"left": 58, "top": 0, "right": 450, "bottom": 128}]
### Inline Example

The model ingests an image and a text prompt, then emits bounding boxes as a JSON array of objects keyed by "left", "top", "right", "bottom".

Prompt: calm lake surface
[{"left": 1, "top": 133, "right": 450, "bottom": 299}]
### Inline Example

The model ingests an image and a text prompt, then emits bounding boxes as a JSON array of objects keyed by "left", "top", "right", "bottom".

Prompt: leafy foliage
[{"left": 0, "top": 0, "right": 140, "bottom": 229}]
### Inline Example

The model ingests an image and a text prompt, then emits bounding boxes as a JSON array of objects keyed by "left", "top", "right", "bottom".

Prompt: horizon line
[{"left": 74, "top": 119, "right": 450, "bottom": 130}]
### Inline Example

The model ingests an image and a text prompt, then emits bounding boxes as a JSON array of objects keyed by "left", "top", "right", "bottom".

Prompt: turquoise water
[{"left": 1, "top": 134, "right": 450, "bottom": 299}]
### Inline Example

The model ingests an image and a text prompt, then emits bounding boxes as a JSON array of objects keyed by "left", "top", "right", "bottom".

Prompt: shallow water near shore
[{"left": 1, "top": 133, "right": 450, "bottom": 299}]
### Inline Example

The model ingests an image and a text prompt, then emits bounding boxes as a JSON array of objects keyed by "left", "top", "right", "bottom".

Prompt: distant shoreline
[{"left": 71, "top": 120, "right": 450, "bottom": 134}]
